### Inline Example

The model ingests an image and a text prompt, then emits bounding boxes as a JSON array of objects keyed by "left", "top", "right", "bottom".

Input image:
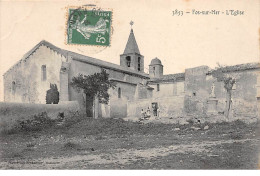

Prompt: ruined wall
[
  {"left": 184, "top": 65, "right": 259, "bottom": 118},
  {"left": 3, "top": 45, "right": 64, "bottom": 104},
  {"left": 212, "top": 69, "right": 259, "bottom": 118}
]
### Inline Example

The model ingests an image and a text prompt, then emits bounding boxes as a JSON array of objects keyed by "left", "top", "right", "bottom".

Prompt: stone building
[{"left": 3, "top": 28, "right": 260, "bottom": 119}]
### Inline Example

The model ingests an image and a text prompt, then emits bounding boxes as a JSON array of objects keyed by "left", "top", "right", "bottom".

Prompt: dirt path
[{"left": 1, "top": 138, "right": 258, "bottom": 169}]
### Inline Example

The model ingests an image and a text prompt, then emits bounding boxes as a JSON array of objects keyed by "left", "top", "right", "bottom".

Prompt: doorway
[{"left": 152, "top": 102, "right": 158, "bottom": 116}]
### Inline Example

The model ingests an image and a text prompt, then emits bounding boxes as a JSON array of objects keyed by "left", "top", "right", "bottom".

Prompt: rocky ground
[{"left": 0, "top": 116, "right": 259, "bottom": 169}]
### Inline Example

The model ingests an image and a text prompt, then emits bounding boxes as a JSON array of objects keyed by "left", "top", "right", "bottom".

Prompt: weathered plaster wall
[
  {"left": 184, "top": 66, "right": 259, "bottom": 118},
  {"left": 0, "top": 101, "right": 80, "bottom": 132},
  {"left": 127, "top": 96, "right": 184, "bottom": 118},
  {"left": 184, "top": 66, "right": 210, "bottom": 115},
  {"left": 149, "top": 81, "right": 185, "bottom": 98},
  {"left": 69, "top": 59, "right": 147, "bottom": 117},
  {"left": 215, "top": 70, "right": 259, "bottom": 117},
  {"left": 4, "top": 45, "right": 64, "bottom": 104}
]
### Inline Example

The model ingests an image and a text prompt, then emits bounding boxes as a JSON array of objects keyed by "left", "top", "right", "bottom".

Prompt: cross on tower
[{"left": 130, "top": 21, "right": 134, "bottom": 29}]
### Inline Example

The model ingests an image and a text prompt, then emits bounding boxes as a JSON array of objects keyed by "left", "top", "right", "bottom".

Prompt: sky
[{"left": 0, "top": 0, "right": 259, "bottom": 101}]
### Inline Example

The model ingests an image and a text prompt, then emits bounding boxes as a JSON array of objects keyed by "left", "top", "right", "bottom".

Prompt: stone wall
[
  {"left": 0, "top": 101, "right": 80, "bottom": 132},
  {"left": 184, "top": 66, "right": 259, "bottom": 118},
  {"left": 127, "top": 96, "right": 185, "bottom": 118},
  {"left": 68, "top": 59, "right": 147, "bottom": 118},
  {"left": 3, "top": 45, "right": 64, "bottom": 104}
]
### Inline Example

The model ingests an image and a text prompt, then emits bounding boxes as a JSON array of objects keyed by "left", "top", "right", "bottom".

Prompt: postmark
[{"left": 66, "top": 7, "right": 112, "bottom": 46}]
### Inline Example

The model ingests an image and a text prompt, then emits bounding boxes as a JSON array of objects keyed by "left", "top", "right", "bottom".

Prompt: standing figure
[
  {"left": 140, "top": 109, "right": 145, "bottom": 121},
  {"left": 146, "top": 107, "right": 151, "bottom": 118}
]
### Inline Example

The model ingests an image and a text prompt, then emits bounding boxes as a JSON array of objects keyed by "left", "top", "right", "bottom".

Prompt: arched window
[
  {"left": 41, "top": 65, "right": 47, "bottom": 81},
  {"left": 118, "top": 87, "right": 121, "bottom": 98},
  {"left": 126, "top": 56, "right": 131, "bottom": 67},
  {"left": 138, "top": 57, "right": 141, "bottom": 71},
  {"left": 12, "top": 81, "right": 16, "bottom": 95}
]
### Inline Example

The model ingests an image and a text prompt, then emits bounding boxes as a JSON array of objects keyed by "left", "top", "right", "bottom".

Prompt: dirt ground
[{"left": 0, "top": 117, "right": 259, "bottom": 169}]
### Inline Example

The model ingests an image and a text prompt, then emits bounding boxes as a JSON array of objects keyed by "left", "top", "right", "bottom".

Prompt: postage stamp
[{"left": 67, "top": 7, "right": 112, "bottom": 46}]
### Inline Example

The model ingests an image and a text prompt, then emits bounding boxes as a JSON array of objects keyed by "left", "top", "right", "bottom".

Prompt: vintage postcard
[{"left": 0, "top": 0, "right": 259, "bottom": 170}]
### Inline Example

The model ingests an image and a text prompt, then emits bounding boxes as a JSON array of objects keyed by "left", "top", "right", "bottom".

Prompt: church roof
[
  {"left": 3, "top": 40, "right": 150, "bottom": 79},
  {"left": 123, "top": 29, "right": 140, "bottom": 55}
]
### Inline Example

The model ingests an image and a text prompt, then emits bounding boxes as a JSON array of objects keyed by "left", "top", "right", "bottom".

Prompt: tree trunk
[
  {"left": 85, "top": 93, "right": 94, "bottom": 117},
  {"left": 224, "top": 89, "right": 232, "bottom": 118}
]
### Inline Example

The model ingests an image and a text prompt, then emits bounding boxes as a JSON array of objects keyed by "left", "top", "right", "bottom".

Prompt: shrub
[{"left": 16, "top": 112, "right": 55, "bottom": 132}]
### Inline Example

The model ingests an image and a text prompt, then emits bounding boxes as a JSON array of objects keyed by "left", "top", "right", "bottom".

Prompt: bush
[{"left": 16, "top": 112, "right": 55, "bottom": 132}]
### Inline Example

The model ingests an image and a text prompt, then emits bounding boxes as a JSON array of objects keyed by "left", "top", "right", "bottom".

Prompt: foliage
[
  {"left": 16, "top": 112, "right": 56, "bottom": 132},
  {"left": 211, "top": 63, "right": 236, "bottom": 91},
  {"left": 46, "top": 84, "right": 59, "bottom": 104},
  {"left": 211, "top": 63, "right": 236, "bottom": 117},
  {"left": 70, "top": 69, "right": 116, "bottom": 104}
]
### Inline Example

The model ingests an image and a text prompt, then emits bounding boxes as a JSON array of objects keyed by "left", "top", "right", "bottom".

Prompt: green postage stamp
[{"left": 67, "top": 8, "right": 112, "bottom": 46}]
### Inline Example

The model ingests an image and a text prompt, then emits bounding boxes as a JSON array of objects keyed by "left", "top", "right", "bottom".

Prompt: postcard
[{"left": 0, "top": 0, "right": 259, "bottom": 170}]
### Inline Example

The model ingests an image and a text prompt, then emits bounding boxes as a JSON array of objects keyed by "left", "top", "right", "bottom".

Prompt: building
[{"left": 3, "top": 28, "right": 260, "bottom": 119}]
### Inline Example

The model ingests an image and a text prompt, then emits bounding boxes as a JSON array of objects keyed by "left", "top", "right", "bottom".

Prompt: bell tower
[{"left": 120, "top": 21, "right": 144, "bottom": 72}]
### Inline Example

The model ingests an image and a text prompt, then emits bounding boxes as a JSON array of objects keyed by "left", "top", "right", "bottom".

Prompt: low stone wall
[{"left": 0, "top": 101, "right": 80, "bottom": 132}]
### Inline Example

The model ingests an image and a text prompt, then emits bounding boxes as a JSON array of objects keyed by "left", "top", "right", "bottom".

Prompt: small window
[
  {"left": 126, "top": 56, "right": 131, "bottom": 67},
  {"left": 138, "top": 57, "right": 141, "bottom": 71},
  {"left": 157, "top": 84, "right": 160, "bottom": 91},
  {"left": 118, "top": 88, "right": 121, "bottom": 98},
  {"left": 193, "top": 92, "right": 196, "bottom": 96},
  {"left": 12, "top": 81, "right": 16, "bottom": 95},
  {"left": 41, "top": 65, "right": 47, "bottom": 81}
]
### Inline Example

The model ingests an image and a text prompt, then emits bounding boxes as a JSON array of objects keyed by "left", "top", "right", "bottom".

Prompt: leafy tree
[
  {"left": 211, "top": 63, "right": 236, "bottom": 118},
  {"left": 70, "top": 69, "right": 116, "bottom": 116}
]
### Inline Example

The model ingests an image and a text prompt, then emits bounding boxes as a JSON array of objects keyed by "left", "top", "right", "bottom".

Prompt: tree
[
  {"left": 70, "top": 69, "right": 116, "bottom": 116},
  {"left": 211, "top": 64, "right": 236, "bottom": 118}
]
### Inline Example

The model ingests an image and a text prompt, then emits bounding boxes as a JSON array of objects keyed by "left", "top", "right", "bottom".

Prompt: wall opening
[
  {"left": 118, "top": 87, "right": 121, "bottom": 98},
  {"left": 126, "top": 56, "right": 131, "bottom": 67},
  {"left": 138, "top": 57, "right": 141, "bottom": 71},
  {"left": 12, "top": 81, "right": 16, "bottom": 95},
  {"left": 157, "top": 84, "right": 160, "bottom": 91},
  {"left": 41, "top": 65, "right": 47, "bottom": 81}
]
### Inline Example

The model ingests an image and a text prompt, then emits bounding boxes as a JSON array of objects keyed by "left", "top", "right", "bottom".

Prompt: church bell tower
[{"left": 120, "top": 22, "right": 144, "bottom": 72}]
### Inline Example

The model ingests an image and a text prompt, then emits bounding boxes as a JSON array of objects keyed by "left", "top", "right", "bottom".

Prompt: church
[{"left": 3, "top": 28, "right": 260, "bottom": 119}]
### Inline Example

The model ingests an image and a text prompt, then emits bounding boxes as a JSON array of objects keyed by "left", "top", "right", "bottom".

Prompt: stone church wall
[
  {"left": 68, "top": 59, "right": 146, "bottom": 118},
  {"left": 4, "top": 45, "right": 64, "bottom": 104}
]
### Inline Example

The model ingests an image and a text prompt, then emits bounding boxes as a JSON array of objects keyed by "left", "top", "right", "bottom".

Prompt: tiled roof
[
  {"left": 148, "top": 73, "right": 185, "bottom": 83},
  {"left": 4, "top": 40, "right": 150, "bottom": 79}
]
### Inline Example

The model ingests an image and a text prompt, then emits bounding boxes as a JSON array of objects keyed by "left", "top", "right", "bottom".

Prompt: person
[
  {"left": 157, "top": 107, "right": 160, "bottom": 118},
  {"left": 146, "top": 107, "right": 151, "bottom": 119},
  {"left": 140, "top": 109, "right": 145, "bottom": 121}
]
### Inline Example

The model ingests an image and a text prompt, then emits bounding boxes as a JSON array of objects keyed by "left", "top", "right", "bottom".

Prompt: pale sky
[{"left": 0, "top": 0, "right": 259, "bottom": 101}]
